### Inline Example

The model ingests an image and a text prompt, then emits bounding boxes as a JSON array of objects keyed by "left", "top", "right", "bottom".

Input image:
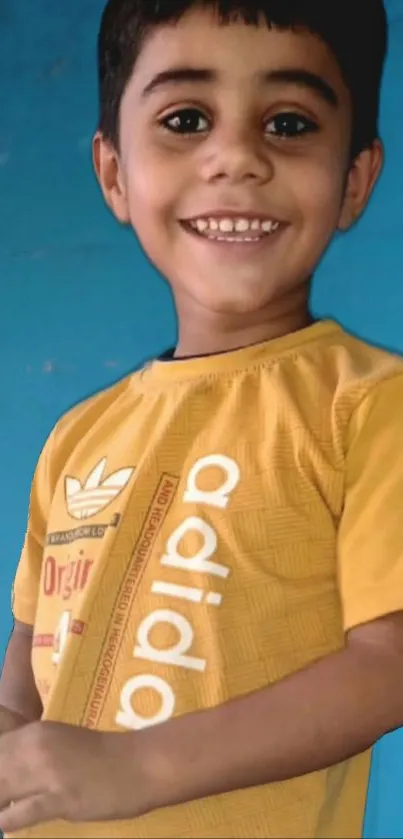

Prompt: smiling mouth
[{"left": 181, "top": 216, "right": 281, "bottom": 243}]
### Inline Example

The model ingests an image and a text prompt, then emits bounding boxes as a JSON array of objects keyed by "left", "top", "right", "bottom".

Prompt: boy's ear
[
  {"left": 338, "top": 139, "right": 384, "bottom": 231},
  {"left": 92, "top": 132, "right": 130, "bottom": 224}
]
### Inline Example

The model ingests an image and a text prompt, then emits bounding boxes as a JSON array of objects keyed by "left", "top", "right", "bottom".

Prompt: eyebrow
[{"left": 141, "top": 66, "right": 339, "bottom": 108}]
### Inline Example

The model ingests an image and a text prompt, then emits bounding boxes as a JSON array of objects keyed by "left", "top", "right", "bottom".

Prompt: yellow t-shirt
[{"left": 12, "top": 319, "right": 403, "bottom": 839}]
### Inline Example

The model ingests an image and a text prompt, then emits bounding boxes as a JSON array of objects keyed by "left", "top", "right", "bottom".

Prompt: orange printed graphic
[
  {"left": 33, "top": 621, "right": 86, "bottom": 650},
  {"left": 83, "top": 474, "right": 178, "bottom": 729},
  {"left": 42, "top": 556, "right": 94, "bottom": 601}
]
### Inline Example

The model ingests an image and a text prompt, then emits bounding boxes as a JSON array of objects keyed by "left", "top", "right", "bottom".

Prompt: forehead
[{"left": 129, "top": 6, "right": 350, "bottom": 102}]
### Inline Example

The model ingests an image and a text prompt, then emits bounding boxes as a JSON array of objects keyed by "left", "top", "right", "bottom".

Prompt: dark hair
[{"left": 97, "top": 0, "right": 388, "bottom": 159}]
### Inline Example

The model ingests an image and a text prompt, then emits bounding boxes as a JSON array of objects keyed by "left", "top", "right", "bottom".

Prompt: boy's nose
[{"left": 199, "top": 128, "right": 274, "bottom": 185}]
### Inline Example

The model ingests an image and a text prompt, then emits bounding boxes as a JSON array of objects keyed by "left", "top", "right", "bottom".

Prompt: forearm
[
  {"left": 137, "top": 644, "right": 403, "bottom": 812},
  {"left": 0, "top": 621, "right": 43, "bottom": 727}
]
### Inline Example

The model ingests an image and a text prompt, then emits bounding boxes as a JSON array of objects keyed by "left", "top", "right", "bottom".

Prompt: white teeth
[
  {"left": 235, "top": 219, "right": 250, "bottom": 232},
  {"left": 213, "top": 236, "right": 261, "bottom": 242},
  {"left": 219, "top": 218, "right": 235, "bottom": 232},
  {"left": 188, "top": 216, "right": 280, "bottom": 239}
]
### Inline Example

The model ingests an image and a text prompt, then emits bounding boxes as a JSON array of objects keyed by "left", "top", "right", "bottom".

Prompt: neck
[{"left": 174, "top": 289, "right": 313, "bottom": 359}]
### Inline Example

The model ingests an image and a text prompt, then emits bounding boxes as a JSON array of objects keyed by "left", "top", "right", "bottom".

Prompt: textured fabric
[{"left": 12, "top": 319, "right": 403, "bottom": 838}]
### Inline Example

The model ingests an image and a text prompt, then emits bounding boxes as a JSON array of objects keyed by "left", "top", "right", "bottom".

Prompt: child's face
[{"left": 94, "top": 6, "right": 382, "bottom": 319}]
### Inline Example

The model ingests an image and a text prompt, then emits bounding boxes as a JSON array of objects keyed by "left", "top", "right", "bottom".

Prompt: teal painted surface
[{"left": 1, "top": 2, "right": 402, "bottom": 835}]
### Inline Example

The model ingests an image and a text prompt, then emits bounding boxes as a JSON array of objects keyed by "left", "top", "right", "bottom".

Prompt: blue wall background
[{"left": 1, "top": 1, "right": 403, "bottom": 835}]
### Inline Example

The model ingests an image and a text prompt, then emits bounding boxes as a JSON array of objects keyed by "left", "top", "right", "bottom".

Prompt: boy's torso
[{"left": 23, "top": 321, "right": 394, "bottom": 838}]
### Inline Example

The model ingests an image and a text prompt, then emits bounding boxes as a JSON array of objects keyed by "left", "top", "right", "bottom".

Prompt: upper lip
[{"left": 182, "top": 210, "right": 281, "bottom": 222}]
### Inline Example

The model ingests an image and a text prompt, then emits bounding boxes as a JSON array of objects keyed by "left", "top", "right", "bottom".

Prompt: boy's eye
[
  {"left": 160, "top": 108, "right": 210, "bottom": 135},
  {"left": 159, "top": 108, "right": 318, "bottom": 140},
  {"left": 265, "top": 112, "right": 318, "bottom": 138}
]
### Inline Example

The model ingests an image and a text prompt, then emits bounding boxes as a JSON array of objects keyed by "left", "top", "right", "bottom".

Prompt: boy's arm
[
  {"left": 5, "top": 423, "right": 61, "bottom": 738},
  {"left": 0, "top": 610, "right": 400, "bottom": 834},
  {"left": 139, "top": 610, "right": 403, "bottom": 810},
  {"left": 0, "top": 621, "right": 42, "bottom": 735}
]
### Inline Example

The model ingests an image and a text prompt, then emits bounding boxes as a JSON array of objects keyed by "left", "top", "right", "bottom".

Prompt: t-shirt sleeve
[
  {"left": 12, "top": 427, "right": 57, "bottom": 626},
  {"left": 338, "top": 372, "right": 403, "bottom": 632}
]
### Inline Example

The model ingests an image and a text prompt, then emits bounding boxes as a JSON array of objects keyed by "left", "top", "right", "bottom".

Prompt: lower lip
[{"left": 180, "top": 221, "right": 285, "bottom": 254}]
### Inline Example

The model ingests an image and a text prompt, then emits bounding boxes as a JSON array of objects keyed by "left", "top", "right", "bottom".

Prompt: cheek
[
  {"left": 278, "top": 156, "right": 347, "bottom": 274},
  {"left": 124, "top": 144, "right": 185, "bottom": 228},
  {"left": 293, "top": 158, "right": 346, "bottom": 225},
  {"left": 122, "top": 146, "right": 190, "bottom": 275}
]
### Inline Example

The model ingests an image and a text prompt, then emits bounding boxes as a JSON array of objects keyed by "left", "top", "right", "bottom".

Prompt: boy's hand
[
  {"left": 0, "top": 721, "right": 151, "bottom": 833},
  {"left": 1, "top": 614, "right": 403, "bottom": 834}
]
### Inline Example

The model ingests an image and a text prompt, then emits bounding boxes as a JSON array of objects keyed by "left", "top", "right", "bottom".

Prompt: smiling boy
[{"left": 1, "top": 2, "right": 403, "bottom": 838}]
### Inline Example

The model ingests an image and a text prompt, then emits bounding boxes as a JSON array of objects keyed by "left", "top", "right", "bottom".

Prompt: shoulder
[
  {"left": 332, "top": 327, "right": 403, "bottom": 389},
  {"left": 57, "top": 370, "right": 139, "bottom": 435},
  {"left": 305, "top": 321, "right": 403, "bottom": 415},
  {"left": 39, "top": 369, "right": 144, "bottom": 482}
]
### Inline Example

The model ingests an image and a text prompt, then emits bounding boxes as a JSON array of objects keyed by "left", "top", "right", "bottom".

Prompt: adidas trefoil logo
[{"left": 65, "top": 457, "right": 134, "bottom": 520}]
